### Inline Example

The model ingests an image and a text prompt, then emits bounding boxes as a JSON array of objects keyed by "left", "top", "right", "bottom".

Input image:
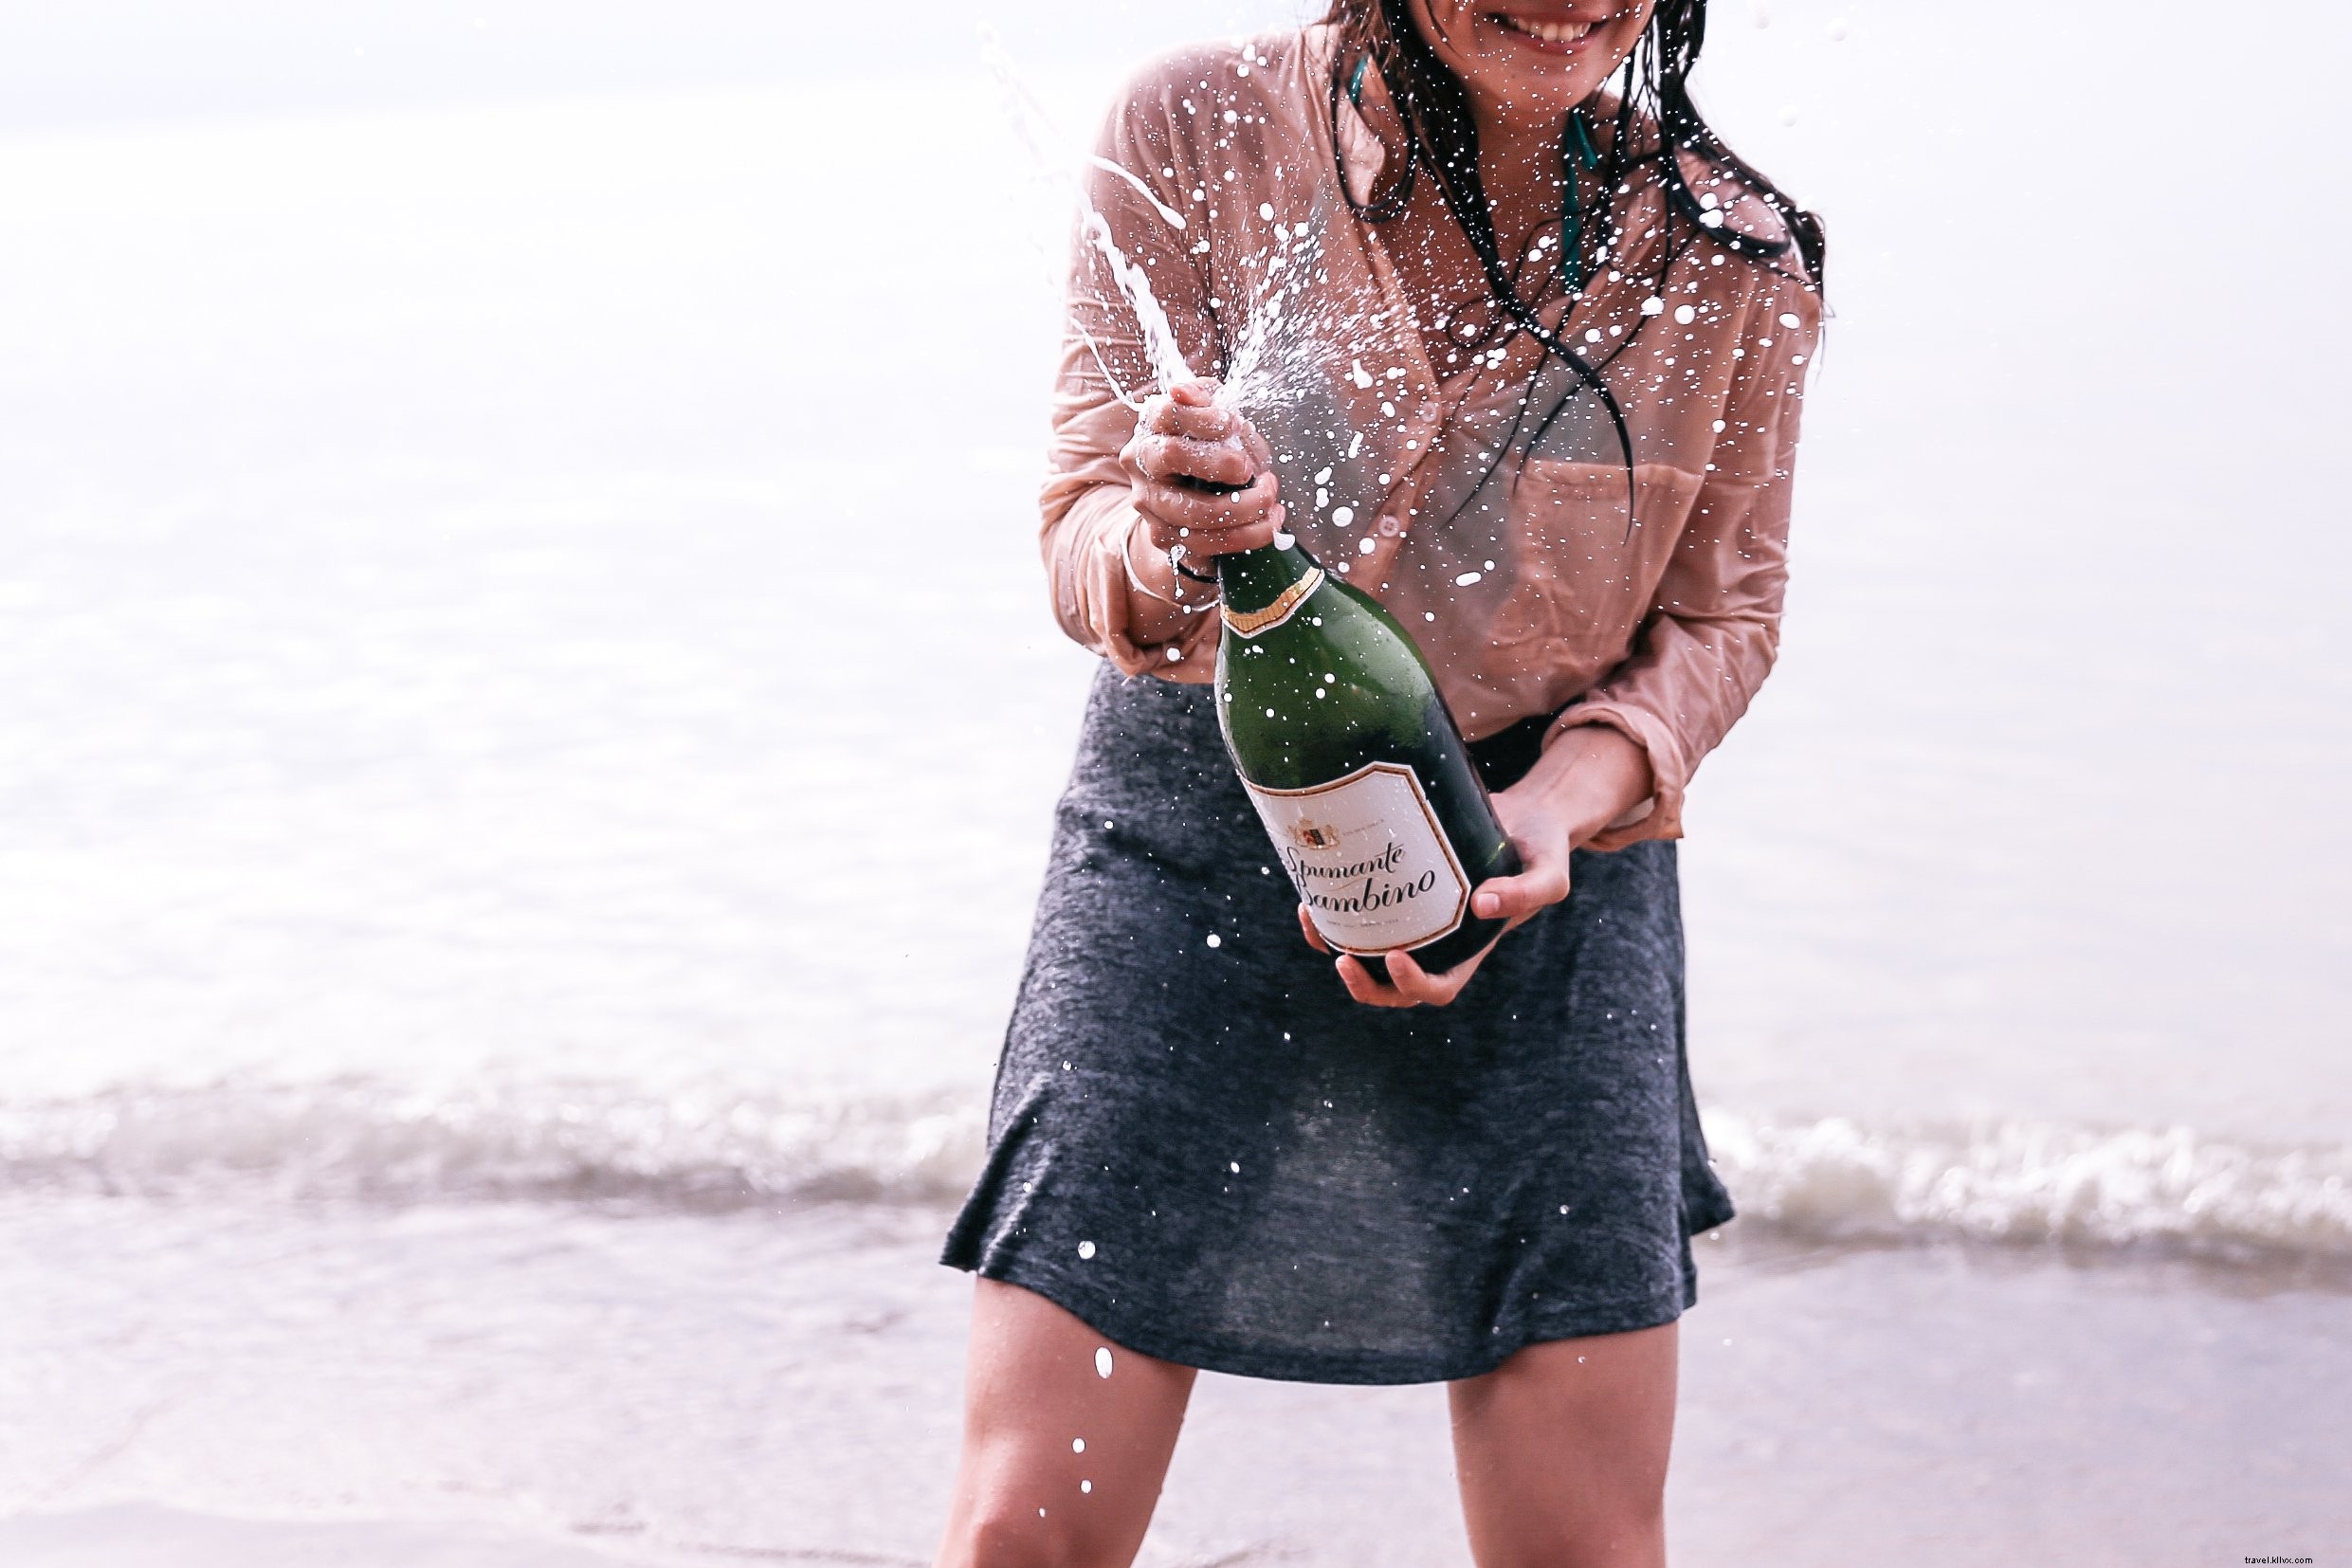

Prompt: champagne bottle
[{"left": 1212, "top": 529, "right": 1523, "bottom": 979}]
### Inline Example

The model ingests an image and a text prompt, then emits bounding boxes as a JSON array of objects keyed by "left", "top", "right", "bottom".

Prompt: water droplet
[
  {"left": 1095, "top": 1347, "right": 1114, "bottom": 1377},
  {"left": 1230, "top": 1161, "right": 1242, "bottom": 1174},
  {"left": 1641, "top": 296, "right": 1665, "bottom": 316},
  {"left": 1778, "top": 312, "right": 1803, "bottom": 330},
  {"left": 1081, "top": 1480, "right": 1093, "bottom": 1493},
  {"left": 1078, "top": 1240, "right": 1097, "bottom": 1259},
  {"left": 1332, "top": 505, "right": 1356, "bottom": 527},
  {"left": 1206, "top": 933, "right": 1223, "bottom": 948},
  {"left": 1673, "top": 303, "right": 1697, "bottom": 324},
  {"left": 1454, "top": 571, "right": 1483, "bottom": 587},
  {"left": 1258, "top": 202, "right": 1275, "bottom": 220},
  {"left": 1073, "top": 1437, "right": 1086, "bottom": 1452}
]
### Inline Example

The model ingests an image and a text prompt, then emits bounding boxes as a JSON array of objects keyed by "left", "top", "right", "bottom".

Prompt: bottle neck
[{"left": 1216, "top": 537, "right": 1318, "bottom": 614}]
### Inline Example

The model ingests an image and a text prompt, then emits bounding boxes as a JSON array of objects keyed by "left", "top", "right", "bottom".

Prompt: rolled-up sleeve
[
  {"left": 1555, "top": 279, "right": 1821, "bottom": 848},
  {"left": 1040, "top": 64, "right": 1228, "bottom": 681}
]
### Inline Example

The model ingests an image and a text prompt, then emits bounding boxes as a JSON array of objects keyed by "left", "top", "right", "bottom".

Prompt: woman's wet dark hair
[
  {"left": 1322, "top": 0, "right": 1824, "bottom": 288},
  {"left": 1318, "top": 0, "right": 1825, "bottom": 512}
]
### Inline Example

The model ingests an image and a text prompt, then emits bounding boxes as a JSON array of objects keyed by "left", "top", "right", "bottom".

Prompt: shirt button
[{"left": 1377, "top": 515, "right": 1403, "bottom": 537}]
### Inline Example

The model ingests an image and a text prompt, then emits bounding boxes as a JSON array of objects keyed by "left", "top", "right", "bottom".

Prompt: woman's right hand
[{"left": 1120, "top": 378, "right": 1285, "bottom": 574}]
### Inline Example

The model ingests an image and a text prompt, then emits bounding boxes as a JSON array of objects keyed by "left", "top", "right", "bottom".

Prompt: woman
[{"left": 939, "top": 0, "right": 1822, "bottom": 1560}]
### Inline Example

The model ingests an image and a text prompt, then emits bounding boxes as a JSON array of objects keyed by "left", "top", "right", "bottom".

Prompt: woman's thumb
[{"left": 1472, "top": 865, "right": 1568, "bottom": 921}]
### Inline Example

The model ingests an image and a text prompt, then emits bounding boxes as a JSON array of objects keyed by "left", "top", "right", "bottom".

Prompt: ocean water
[{"left": 3, "top": 1, "right": 2349, "bottom": 1562}]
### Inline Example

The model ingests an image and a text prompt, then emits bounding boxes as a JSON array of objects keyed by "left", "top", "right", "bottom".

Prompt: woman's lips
[{"left": 1486, "top": 11, "right": 1597, "bottom": 53}]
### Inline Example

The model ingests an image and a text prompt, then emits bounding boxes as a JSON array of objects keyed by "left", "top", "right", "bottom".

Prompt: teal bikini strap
[{"left": 1559, "top": 107, "right": 1602, "bottom": 295}]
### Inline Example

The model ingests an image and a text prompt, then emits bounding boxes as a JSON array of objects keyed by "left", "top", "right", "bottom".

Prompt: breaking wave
[
  {"left": 4, "top": 1081, "right": 2347, "bottom": 1259},
  {"left": 0, "top": 1079, "right": 988, "bottom": 1208},
  {"left": 1701, "top": 1109, "right": 2352, "bottom": 1258}
]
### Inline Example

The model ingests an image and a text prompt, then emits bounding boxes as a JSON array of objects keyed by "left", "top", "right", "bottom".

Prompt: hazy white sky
[{"left": 0, "top": 0, "right": 1302, "bottom": 127}]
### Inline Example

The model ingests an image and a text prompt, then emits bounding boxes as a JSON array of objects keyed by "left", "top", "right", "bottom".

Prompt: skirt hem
[{"left": 939, "top": 1244, "right": 1693, "bottom": 1387}]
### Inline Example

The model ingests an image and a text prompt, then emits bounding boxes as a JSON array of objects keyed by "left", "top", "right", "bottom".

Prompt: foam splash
[
  {"left": 980, "top": 25, "right": 1355, "bottom": 424},
  {"left": 4, "top": 1082, "right": 2348, "bottom": 1261},
  {"left": 1075, "top": 201, "right": 1195, "bottom": 395}
]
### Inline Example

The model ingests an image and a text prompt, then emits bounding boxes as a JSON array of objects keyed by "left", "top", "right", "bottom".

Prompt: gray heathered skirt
[{"left": 941, "top": 664, "right": 1735, "bottom": 1385}]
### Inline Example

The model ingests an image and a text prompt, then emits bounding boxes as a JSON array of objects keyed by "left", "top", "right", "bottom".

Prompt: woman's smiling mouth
[{"left": 1487, "top": 11, "right": 1597, "bottom": 51}]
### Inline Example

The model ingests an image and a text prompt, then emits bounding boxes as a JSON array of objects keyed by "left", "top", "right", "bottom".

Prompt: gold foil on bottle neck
[{"left": 1222, "top": 568, "right": 1324, "bottom": 639}]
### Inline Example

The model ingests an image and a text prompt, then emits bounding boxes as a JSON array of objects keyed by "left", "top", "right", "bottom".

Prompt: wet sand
[
  {"left": 5, "top": 1201, "right": 2344, "bottom": 1567},
  {"left": 0, "top": 1507, "right": 663, "bottom": 1568}
]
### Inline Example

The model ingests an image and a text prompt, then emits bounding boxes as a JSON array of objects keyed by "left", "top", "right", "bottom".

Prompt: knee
[
  {"left": 1477, "top": 1500, "right": 1667, "bottom": 1568},
  {"left": 939, "top": 1502, "right": 1098, "bottom": 1568}
]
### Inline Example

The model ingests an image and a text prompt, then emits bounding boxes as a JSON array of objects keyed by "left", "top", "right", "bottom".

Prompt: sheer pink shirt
[{"left": 1041, "top": 27, "right": 1821, "bottom": 848}]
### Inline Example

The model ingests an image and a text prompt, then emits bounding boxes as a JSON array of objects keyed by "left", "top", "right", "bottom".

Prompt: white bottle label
[{"left": 1243, "top": 762, "right": 1471, "bottom": 956}]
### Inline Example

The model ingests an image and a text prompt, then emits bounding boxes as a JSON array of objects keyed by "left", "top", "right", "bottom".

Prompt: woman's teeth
[{"left": 1495, "top": 14, "right": 1594, "bottom": 44}]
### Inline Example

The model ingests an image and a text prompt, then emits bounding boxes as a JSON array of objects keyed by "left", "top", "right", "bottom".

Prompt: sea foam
[{"left": 4, "top": 1081, "right": 2346, "bottom": 1262}]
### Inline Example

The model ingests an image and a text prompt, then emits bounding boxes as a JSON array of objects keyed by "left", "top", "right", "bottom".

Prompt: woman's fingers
[
  {"left": 1333, "top": 944, "right": 1489, "bottom": 1008},
  {"left": 1122, "top": 379, "right": 1281, "bottom": 563},
  {"left": 1142, "top": 387, "right": 1234, "bottom": 442},
  {"left": 1335, "top": 954, "right": 1413, "bottom": 1007},
  {"left": 1235, "top": 410, "right": 1274, "bottom": 474},
  {"left": 1383, "top": 944, "right": 1483, "bottom": 1005},
  {"left": 1295, "top": 904, "right": 1331, "bottom": 954},
  {"left": 1130, "top": 432, "right": 1256, "bottom": 489},
  {"left": 1136, "top": 474, "right": 1283, "bottom": 556},
  {"left": 1133, "top": 378, "right": 1273, "bottom": 502},
  {"left": 1468, "top": 859, "right": 1571, "bottom": 925},
  {"left": 1157, "top": 378, "right": 1273, "bottom": 478}
]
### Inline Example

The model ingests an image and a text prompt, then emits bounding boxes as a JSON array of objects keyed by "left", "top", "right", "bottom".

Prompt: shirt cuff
[
  {"left": 1081, "top": 500, "right": 1219, "bottom": 682},
  {"left": 1546, "top": 701, "right": 1689, "bottom": 850}
]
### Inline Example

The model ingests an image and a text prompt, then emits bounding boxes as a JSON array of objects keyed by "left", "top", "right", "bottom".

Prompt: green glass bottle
[{"left": 1214, "top": 533, "right": 1523, "bottom": 979}]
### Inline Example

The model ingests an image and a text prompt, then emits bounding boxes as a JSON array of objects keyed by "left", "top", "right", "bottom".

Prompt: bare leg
[
  {"left": 934, "top": 1278, "right": 1197, "bottom": 1568},
  {"left": 1448, "top": 1322, "right": 1679, "bottom": 1568}
]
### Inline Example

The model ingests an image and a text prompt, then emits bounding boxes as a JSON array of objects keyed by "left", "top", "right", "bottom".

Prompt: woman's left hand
[{"left": 1296, "top": 725, "right": 1654, "bottom": 1008}]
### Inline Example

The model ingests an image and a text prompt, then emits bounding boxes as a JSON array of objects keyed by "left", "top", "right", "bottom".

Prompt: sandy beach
[{"left": 7, "top": 1200, "right": 2347, "bottom": 1566}]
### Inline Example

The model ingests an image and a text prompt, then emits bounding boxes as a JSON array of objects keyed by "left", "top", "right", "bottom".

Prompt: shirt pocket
[{"left": 1489, "top": 459, "right": 1704, "bottom": 662}]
